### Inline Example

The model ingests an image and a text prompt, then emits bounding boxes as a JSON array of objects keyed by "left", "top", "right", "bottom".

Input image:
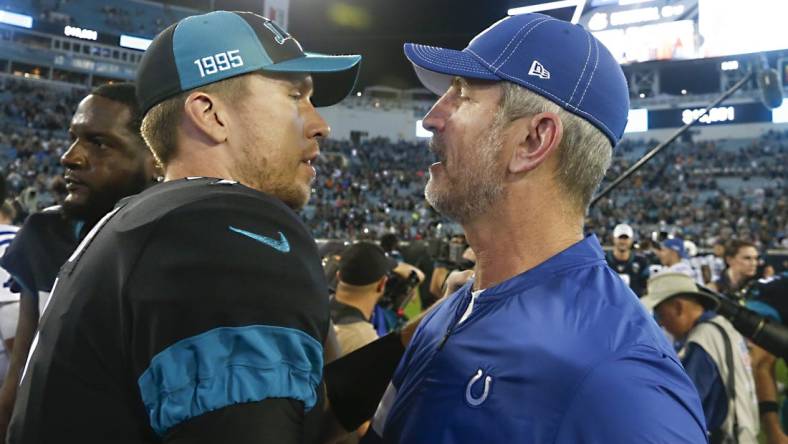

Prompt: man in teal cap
[{"left": 9, "top": 11, "right": 411, "bottom": 444}]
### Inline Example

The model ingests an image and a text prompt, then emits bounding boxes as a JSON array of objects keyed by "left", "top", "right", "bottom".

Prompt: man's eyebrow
[
  {"left": 288, "top": 75, "right": 313, "bottom": 92},
  {"left": 68, "top": 125, "right": 124, "bottom": 143}
]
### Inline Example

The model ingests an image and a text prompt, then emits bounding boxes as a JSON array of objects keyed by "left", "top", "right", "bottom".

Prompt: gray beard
[{"left": 425, "top": 124, "right": 506, "bottom": 224}]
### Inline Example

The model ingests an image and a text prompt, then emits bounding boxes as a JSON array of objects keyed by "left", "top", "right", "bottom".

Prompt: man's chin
[
  {"left": 425, "top": 185, "right": 458, "bottom": 219},
  {"left": 62, "top": 196, "right": 89, "bottom": 218},
  {"left": 62, "top": 196, "right": 113, "bottom": 223},
  {"left": 275, "top": 184, "right": 310, "bottom": 211},
  {"left": 284, "top": 190, "right": 310, "bottom": 210}
]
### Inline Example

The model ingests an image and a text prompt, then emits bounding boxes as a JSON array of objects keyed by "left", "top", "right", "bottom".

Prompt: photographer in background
[
  {"left": 329, "top": 242, "right": 423, "bottom": 444},
  {"left": 331, "top": 242, "right": 424, "bottom": 356},
  {"left": 732, "top": 273, "right": 788, "bottom": 444},
  {"left": 642, "top": 272, "right": 759, "bottom": 443}
]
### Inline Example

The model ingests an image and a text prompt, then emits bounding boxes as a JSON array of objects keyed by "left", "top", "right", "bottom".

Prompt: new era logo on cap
[{"left": 528, "top": 60, "right": 550, "bottom": 79}]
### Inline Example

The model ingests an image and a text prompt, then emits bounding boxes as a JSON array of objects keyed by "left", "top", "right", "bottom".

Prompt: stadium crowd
[
  {"left": 0, "top": 76, "right": 786, "bottom": 252},
  {"left": 0, "top": 0, "right": 185, "bottom": 37},
  {"left": 0, "top": 8, "right": 785, "bottom": 442},
  {"left": 592, "top": 136, "right": 787, "bottom": 250}
]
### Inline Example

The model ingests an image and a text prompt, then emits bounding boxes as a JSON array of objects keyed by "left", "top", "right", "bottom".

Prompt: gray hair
[{"left": 499, "top": 82, "right": 612, "bottom": 214}]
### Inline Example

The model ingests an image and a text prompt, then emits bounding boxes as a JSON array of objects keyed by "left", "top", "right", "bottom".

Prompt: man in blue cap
[
  {"left": 364, "top": 14, "right": 708, "bottom": 443},
  {"left": 656, "top": 237, "right": 699, "bottom": 280},
  {"left": 8, "top": 11, "right": 409, "bottom": 444}
]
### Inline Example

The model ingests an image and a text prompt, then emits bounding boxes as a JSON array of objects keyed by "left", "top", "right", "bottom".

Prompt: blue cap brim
[
  {"left": 403, "top": 43, "right": 498, "bottom": 95},
  {"left": 264, "top": 52, "right": 361, "bottom": 107}
]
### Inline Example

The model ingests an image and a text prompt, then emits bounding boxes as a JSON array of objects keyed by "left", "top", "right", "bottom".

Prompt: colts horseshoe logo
[{"left": 465, "top": 369, "right": 493, "bottom": 407}]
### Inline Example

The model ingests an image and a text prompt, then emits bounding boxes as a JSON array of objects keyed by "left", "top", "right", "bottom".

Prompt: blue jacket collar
[{"left": 461, "top": 234, "right": 606, "bottom": 303}]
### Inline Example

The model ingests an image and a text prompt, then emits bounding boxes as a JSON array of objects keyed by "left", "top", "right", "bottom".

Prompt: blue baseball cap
[
  {"left": 403, "top": 13, "right": 629, "bottom": 146},
  {"left": 661, "top": 238, "right": 687, "bottom": 258},
  {"left": 136, "top": 11, "right": 361, "bottom": 114}
]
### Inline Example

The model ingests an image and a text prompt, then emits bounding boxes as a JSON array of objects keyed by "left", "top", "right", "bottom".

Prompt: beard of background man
[
  {"left": 425, "top": 112, "right": 507, "bottom": 223},
  {"left": 62, "top": 171, "right": 150, "bottom": 223}
]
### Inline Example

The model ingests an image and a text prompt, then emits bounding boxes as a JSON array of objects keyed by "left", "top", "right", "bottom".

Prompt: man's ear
[
  {"left": 508, "top": 112, "right": 563, "bottom": 174},
  {"left": 182, "top": 91, "right": 229, "bottom": 144}
]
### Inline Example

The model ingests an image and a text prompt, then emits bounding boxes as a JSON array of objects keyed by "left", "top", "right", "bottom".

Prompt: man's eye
[{"left": 89, "top": 138, "right": 110, "bottom": 149}]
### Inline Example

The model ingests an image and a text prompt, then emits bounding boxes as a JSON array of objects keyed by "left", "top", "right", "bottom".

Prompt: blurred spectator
[
  {"left": 0, "top": 202, "right": 19, "bottom": 384},
  {"left": 654, "top": 237, "right": 699, "bottom": 280},
  {"left": 605, "top": 223, "right": 650, "bottom": 297},
  {"left": 429, "top": 234, "right": 475, "bottom": 302},
  {"left": 329, "top": 241, "right": 423, "bottom": 444},
  {"left": 379, "top": 233, "right": 403, "bottom": 262},
  {"left": 331, "top": 242, "right": 397, "bottom": 356},
  {"left": 684, "top": 240, "right": 708, "bottom": 285},
  {"left": 706, "top": 240, "right": 728, "bottom": 284},
  {"left": 709, "top": 240, "right": 760, "bottom": 298},
  {"left": 642, "top": 272, "right": 759, "bottom": 443}
]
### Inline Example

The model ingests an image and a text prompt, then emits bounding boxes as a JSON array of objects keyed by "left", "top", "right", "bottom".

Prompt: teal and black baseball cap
[{"left": 136, "top": 11, "right": 361, "bottom": 114}]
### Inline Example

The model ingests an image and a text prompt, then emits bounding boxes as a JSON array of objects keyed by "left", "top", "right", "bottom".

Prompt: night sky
[
  {"left": 182, "top": 0, "right": 524, "bottom": 90},
  {"left": 287, "top": 0, "right": 514, "bottom": 90},
  {"left": 161, "top": 1, "right": 762, "bottom": 96}
]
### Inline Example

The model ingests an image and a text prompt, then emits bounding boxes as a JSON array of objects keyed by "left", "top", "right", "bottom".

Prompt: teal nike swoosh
[{"left": 228, "top": 226, "right": 290, "bottom": 253}]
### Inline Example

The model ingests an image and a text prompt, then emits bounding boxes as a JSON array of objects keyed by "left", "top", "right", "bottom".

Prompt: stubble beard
[
  {"left": 234, "top": 141, "right": 310, "bottom": 210},
  {"left": 425, "top": 120, "right": 506, "bottom": 224}
]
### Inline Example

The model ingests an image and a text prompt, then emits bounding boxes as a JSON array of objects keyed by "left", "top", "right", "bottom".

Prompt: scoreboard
[{"left": 509, "top": 0, "right": 788, "bottom": 64}]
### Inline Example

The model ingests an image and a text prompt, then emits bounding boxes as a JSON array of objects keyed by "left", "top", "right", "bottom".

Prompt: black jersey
[
  {"left": 9, "top": 178, "right": 330, "bottom": 444},
  {"left": 605, "top": 250, "right": 650, "bottom": 297},
  {"left": 0, "top": 206, "right": 81, "bottom": 304}
]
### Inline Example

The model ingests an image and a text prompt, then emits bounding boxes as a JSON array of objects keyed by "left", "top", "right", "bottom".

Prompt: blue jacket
[{"left": 364, "top": 235, "right": 708, "bottom": 443}]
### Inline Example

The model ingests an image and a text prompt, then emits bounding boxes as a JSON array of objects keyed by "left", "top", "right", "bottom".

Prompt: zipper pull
[
  {"left": 438, "top": 328, "right": 452, "bottom": 350},
  {"left": 438, "top": 284, "right": 473, "bottom": 351}
]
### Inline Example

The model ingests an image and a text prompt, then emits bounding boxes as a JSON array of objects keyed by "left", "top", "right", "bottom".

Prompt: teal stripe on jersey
[{"left": 138, "top": 324, "right": 323, "bottom": 436}]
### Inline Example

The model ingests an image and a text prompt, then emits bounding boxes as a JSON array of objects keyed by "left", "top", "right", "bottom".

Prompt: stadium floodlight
[
  {"left": 119, "top": 35, "right": 152, "bottom": 51},
  {"left": 624, "top": 108, "right": 648, "bottom": 133},
  {"left": 0, "top": 10, "right": 33, "bottom": 29},
  {"left": 772, "top": 101, "right": 788, "bottom": 124},
  {"left": 507, "top": 0, "right": 587, "bottom": 24},
  {"left": 721, "top": 60, "right": 739, "bottom": 71}
]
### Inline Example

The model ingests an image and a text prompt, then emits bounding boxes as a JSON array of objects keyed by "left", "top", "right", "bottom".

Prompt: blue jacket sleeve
[
  {"left": 681, "top": 342, "right": 728, "bottom": 433},
  {"left": 554, "top": 345, "right": 709, "bottom": 443}
]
